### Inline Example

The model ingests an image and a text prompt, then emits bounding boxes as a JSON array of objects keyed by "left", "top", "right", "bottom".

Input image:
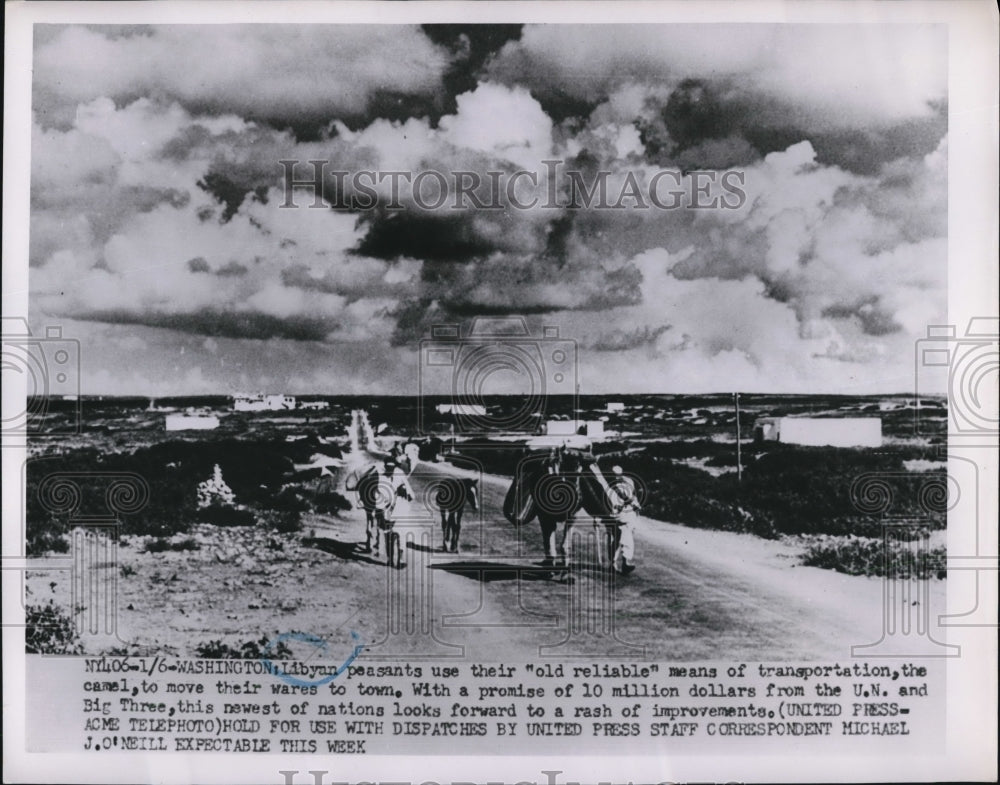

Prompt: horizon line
[{"left": 31, "top": 391, "right": 945, "bottom": 399}]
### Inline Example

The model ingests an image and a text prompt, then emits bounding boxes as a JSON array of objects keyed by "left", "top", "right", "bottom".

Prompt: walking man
[
  {"left": 606, "top": 465, "right": 639, "bottom": 574},
  {"left": 377, "top": 458, "right": 415, "bottom": 568}
]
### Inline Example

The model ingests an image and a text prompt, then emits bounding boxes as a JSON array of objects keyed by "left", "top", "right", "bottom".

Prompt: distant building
[
  {"left": 606, "top": 402, "right": 625, "bottom": 413},
  {"left": 545, "top": 419, "right": 605, "bottom": 437},
  {"left": 233, "top": 393, "right": 296, "bottom": 411},
  {"left": 234, "top": 393, "right": 266, "bottom": 411},
  {"left": 436, "top": 403, "right": 487, "bottom": 416},
  {"left": 526, "top": 434, "right": 592, "bottom": 450},
  {"left": 298, "top": 400, "right": 329, "bottom": 410},
  {"left": 293, "top": 452, "right": 344, "bottom": 475},
  {"left": 165, "top": 413, "right": 220, "bottom": 431},
  {"left": 754, "top": 417, "right": 882, "bottom": 448}
]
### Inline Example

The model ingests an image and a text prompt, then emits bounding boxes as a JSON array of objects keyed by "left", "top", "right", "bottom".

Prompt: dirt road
[
  {"left": 335, "top": 447, "right": 944, "bottom": 662},
  {"left": 30, "top": 411, "right": 945, "bottom": 662}
]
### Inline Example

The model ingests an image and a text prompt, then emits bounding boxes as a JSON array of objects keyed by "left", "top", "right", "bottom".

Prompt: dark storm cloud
[
  {"left": 187, "top": 255, "right": 251, "bottom": 278},
  {"left": 587, "top": 324, "right": 673, "bottom": 352},
  {"left": 488, "top": 26, "right": 947, "bottom": 174},
  {"left": 636, "top": 79, "right": 948, "bottom": 174},
  {"left": 386, "top": 249, "right": 643, "bottom": 346},
  {"left": 196, "top": 172, "right": 270, "bottom": 223},
  {"left": 187, "top": 257, "right": 210, "bottom": 274},
  {"left": 420, "top": 25, "right": 524, "bottom": 120},
  {"left": 77, "top": 309, "right": 334, "bottom": 342},
  {"left": 636, "top": 80, "right": 804, "bottom": 170},
  {"left": 810, "top": 105, "right": 948, "bottom": 175},
  {"left": 356, "top": 212, "right": 504, "bottom": 263},
  {"left": 822, "top": 298, "right": 902, "bottom": 336},
  {"left": 215, "top": 261, "right": 249, "bottom": 277}
]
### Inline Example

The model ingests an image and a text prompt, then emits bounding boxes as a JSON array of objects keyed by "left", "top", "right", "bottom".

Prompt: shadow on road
[
  {"left": 303, "top": 536, "right": 385, "bottom": 566},
  {"left": 430, "top": 560, "right": 568, "bottom": 583},
  {"left": 406, "top": 541, "right": 439, "bottom": 554}
]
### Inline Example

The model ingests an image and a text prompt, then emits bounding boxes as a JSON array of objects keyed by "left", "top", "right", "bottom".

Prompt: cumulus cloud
[
  {"left": 439, "top": 83, "right": 553, "bottom": 170},
  {"left": 30, "top": 97, "right": 416, "bottom": 345},
  {"left": 27, "top": 23, "right": 948, "bottom": 394},
  {"left": 34, "top": 25, "right": 450, "bottom": 130},
  {"left": 559, "top": 248, "right": 920, "bottom": 394},
  {"left": 489, "top": 26, "right": 947, "bottom": 176},
  {"left": 487, "top": 24, "right": 946, "bottom": 130}
]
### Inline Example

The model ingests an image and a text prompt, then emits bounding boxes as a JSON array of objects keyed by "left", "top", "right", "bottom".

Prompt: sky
[{"left": 28, "top": 23, "right": 948, "bottom": 395}]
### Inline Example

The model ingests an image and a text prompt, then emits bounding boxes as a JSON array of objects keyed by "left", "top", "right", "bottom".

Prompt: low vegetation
[
  {"left": 25, "top": 601, "right": 83, "bottom": 655},
  {"left": 24, "top": 437, "right": 352, "bottom": 555},
  {"left": 25, "top": 397, "right": 947, "bottom": 584},
  {"left": 802, "top": 535, "right": 946, "bottom": 579},
  {"left": 26, "top": 518, "right": 70, "bottom": 556},
  {"left": 451, "top": 438, "right": 948, "bottom": 577},
  {"left": 145, "top": 537, "right": 201, "bottom": 553},
  {"left": 194, "top": 635, "right": 294, "bottom": 660},
  {"left": 601, "top": 441, "right": 947, "bottom": 540},
  {"left": 449, "top": 439, "right": 946, "bottom": 542}
]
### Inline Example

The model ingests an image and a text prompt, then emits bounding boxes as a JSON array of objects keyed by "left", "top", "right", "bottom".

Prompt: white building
[
  {"left": 234, "top": 393, "right": 266, "bottom": 411},
  {"left": 606, "top": 401, "right": 626, "bottom": 413},
  {"left": 436, "top": 403, "right": 487, "bottom": 416},
  {"left": 293, "top": 452, "right": 344, "bottom": 475},
  {"left": 754, "top": 417, "right": 882, "bottom": 448},
  {"left": 545, "top": 419, "right": 605, "bottom": 437},
  {"left": 298, "top": 400, "right": 330, "bottom": 410},
  {"left": 526, "top": 434, "right": 592, "bottom": 450},
  {"left": 266, "top": 394, "right": 296, "bottom": 410},
  {"left": 165, "top": 413, "right": 220, "bottom": 431},
  {"left": 233, "top": 393, "right": 296, "bottom": 411}
]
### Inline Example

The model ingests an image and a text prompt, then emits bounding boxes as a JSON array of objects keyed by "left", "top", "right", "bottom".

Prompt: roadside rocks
[{"left": 192, "top": 522, "right": 305, "bottom": 568}]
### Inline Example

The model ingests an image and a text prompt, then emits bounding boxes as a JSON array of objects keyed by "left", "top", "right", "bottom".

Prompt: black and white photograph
[{"left": 3, "top": 2, "right": 997, "bottom": 783}]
